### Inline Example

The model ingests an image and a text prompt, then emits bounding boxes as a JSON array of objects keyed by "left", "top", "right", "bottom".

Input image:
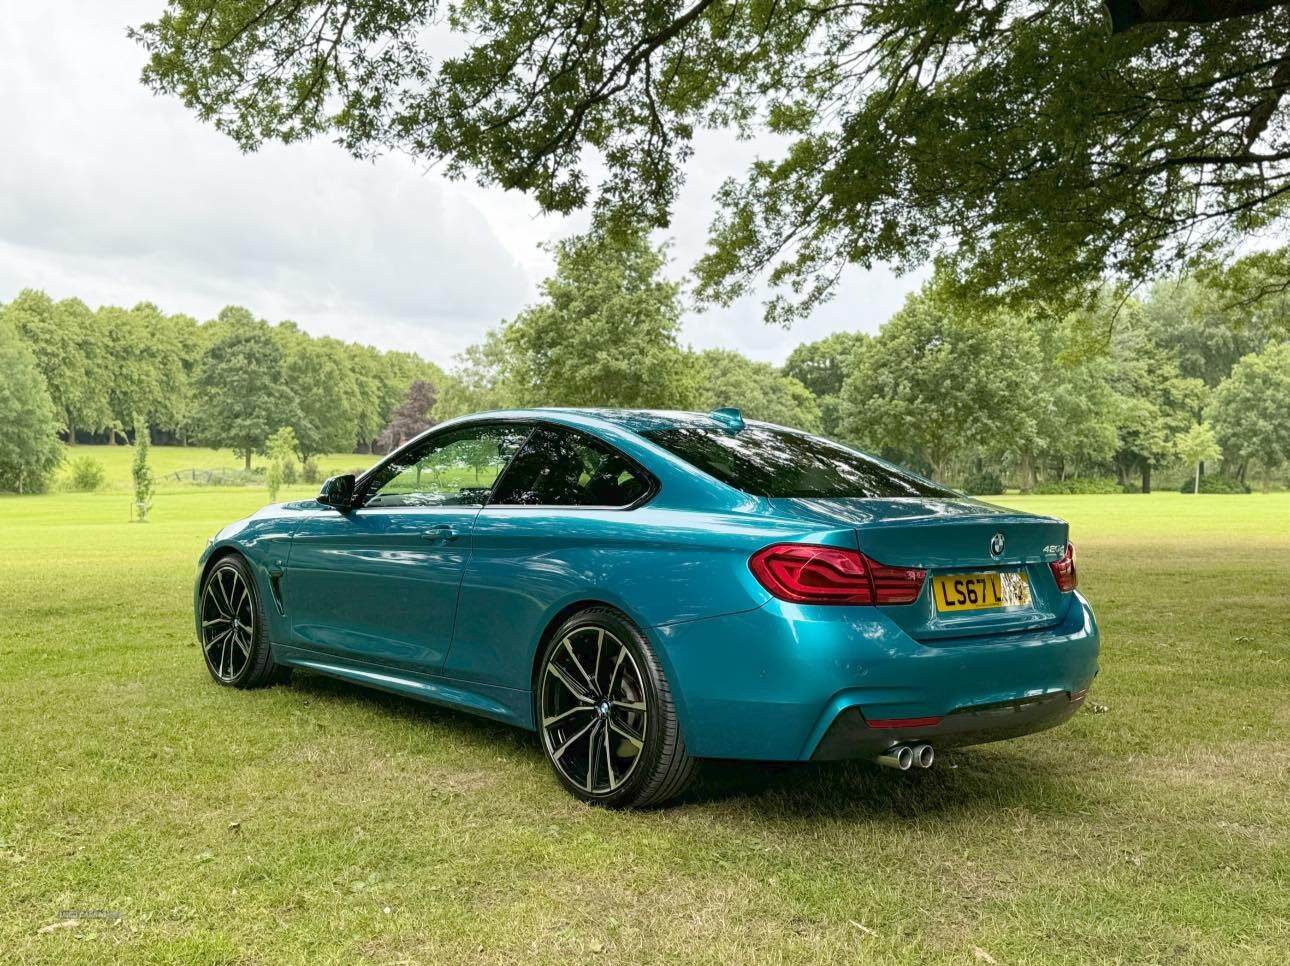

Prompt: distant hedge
[
  {"left": 1032, "top": 477, "right": 1124, "bottom": 495},
  {"left": 960, "top": 470, "right": 1004, "bottom": 496},
  {"left": 1179, "top": 475, "right": 1250, "bottom": 494}
]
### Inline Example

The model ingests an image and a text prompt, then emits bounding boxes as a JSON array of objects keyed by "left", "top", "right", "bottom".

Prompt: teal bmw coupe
[{"left": 195, "top": 408, "right": 1099, "bottom": 807}]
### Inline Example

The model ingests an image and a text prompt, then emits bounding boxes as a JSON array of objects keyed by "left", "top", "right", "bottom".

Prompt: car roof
[{"left": 460, "top": 407, "right": 737, "bottom": 435}]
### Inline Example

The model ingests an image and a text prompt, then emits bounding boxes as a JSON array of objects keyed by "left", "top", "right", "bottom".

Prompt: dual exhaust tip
[{"left": 876, "top": 743, "right": 935, "bottom": 771}]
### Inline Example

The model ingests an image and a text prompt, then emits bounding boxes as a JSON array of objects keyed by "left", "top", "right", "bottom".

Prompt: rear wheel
[
  {"left": 537, "top": 608, "right": 695, "bottom": 808},
  {"left": 199, "top": 555, "right": 287, "bottom": 688}
]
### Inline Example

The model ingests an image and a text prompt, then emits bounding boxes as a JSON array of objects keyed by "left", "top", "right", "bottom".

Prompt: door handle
[{"left": 424, "top": 524, "right": 460, "bottom": 542}]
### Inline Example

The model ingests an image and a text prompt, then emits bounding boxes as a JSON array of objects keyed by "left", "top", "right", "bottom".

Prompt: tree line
[
  {"left": 431, "top": 230, "right": 1290, "bottom": 494},
  {"left": 0, "top": 293, "right": 444, "bottom": 486},
  {"left": 2, "top": 228, "right": 1288, "bottom": 494}
]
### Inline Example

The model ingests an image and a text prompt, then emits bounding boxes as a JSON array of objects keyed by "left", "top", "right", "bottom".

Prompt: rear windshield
[{"left": 640, "top": 422, "right": 957, "bottom": 499}]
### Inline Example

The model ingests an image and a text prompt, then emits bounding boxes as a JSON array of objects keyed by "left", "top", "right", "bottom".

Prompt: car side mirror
[{"left": 317, "top": 474, "right": 356, "bottom": 511}]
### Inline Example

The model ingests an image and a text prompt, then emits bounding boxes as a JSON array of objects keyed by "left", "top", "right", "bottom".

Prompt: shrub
[
  {"left": 132, "top": 418, "right": 155, "bottom": 521},
  {"left": 1033, "top": 477, "right": 1122, "bottom": 495},
  {"left": 301, "top": 457, "right": 322, "bottom": 484},
  {"left": 961, "top": 470, "right": 1004, "bottom": 496},
  {"left": 68, "top": 456, "right": 106, "bottom": 491},
  {"left": 265, "top": 427, "right": 300, "bottom": 501},
  {"left": 1179, "top": 474, "right": 1250, "bottom": 494}
]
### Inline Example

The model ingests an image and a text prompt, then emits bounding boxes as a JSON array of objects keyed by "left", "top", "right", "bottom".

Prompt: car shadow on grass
[
  {"left": 284, "top": 671, "right": 1092, "bottom": 819},
  {"left": 285, "top": 669, "right": 545, "bottom": 758},
  {"left": 682, "top": 752, "right": 1093, "bottom": 820}
]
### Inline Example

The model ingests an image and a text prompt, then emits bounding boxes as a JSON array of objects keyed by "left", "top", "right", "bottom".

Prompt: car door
[
  {"left": 284, "top": 422, "right": 532, "bottom": 674},
  {"left": 443, "top": 424, "right": 656, "bottom": 690}
]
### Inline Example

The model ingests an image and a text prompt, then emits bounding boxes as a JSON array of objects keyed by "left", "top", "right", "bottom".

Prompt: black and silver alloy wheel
[
  {"left": 541, "top": 626, "right": 648, "bottom": 795},
  {"left": 198, "top": 555, "right": 287, "bottom": 689},
  {"left": 201, "top": 562, "right": 254, "bottom": 682},
  {"left": 536, "top": 608, "right": 695, "bottom": 808}
]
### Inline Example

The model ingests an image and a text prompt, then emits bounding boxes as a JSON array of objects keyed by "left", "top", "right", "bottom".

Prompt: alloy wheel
[
  {"left": 540, "top": 626, "right": 649, "bottom": 795},
  {"left": 201, "top": 563, "right": 255, "bottom": 683}
]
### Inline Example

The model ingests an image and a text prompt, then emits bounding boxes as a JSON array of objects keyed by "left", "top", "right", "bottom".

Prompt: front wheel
[
  {"left": 537, "top": 607, "right": 695, "bottom": 808},
  {"left": 199, "top": 555, "right": 288, "bottom": 689}
]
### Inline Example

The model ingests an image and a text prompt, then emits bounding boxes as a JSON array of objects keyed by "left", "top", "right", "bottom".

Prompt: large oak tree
[{"left": 135, "top": 1, "right": 1290, "bottom": 320}]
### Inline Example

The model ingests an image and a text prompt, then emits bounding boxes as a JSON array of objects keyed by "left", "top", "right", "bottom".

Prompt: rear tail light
[
  {"left": 749, "top": 544, "right": 926, "bottom": 606},
  {"left": 1049, "top": 542, "right": 1078, "bottom": 592}
]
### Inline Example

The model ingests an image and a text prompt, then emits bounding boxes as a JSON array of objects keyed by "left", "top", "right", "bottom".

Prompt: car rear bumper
[
  {"left": 809, "top": 689, "right": 1085, "bottom": 760},
  {"left": 653, "top": 592, "right": 1099, "bottom": 761}
]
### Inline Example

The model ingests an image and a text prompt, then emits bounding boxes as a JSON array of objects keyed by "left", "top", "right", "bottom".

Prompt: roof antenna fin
[{"left": 709, "top": 407, "right": 745, "bottom": 432}]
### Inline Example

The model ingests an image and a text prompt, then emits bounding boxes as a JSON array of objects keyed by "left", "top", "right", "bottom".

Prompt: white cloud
[{"left": 0, "top": 0, "right": 923, "bottom": 367}]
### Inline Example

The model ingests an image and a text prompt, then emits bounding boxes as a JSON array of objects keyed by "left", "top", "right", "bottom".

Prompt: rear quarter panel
[{"left": 442, "top": 505, "right": 853, "bottom": 694}]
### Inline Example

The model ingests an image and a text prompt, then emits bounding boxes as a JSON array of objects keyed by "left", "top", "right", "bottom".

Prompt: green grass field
[
  {"left": 54, "top": 444, "right": 375, "bottom": 491},
  {"left": 1, "top": 489, "right": 1287, "bottom": 963}
]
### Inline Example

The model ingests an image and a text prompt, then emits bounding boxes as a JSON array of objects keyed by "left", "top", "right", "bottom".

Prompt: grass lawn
[
  {"left": 1, "top": 490, "right": 1286, "bottom": 963},
  {"left": 54, "top": 444, "right": 375, "bottom": 491}
]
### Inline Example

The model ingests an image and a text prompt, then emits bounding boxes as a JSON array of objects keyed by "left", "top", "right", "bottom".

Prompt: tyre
[
  {"left": 536, "top": 607, "right": 695, "bottom": 808},
  {"left": 198, "top": 554, "right": 288, "bottom": 689}
]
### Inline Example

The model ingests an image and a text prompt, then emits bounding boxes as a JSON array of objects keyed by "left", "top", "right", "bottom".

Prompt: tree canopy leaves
[
  {"left": 194, "top": 319, "right": 300, "bottom": 469},
  {"left": 135, "top": 1, "right": 1290, "bottom": 321},
  {"left": 487, "top": 228, "right": 699, "bottom": 410},
  {"left": 0, "top": 320, "right": 64, "bottom": 493},
  {"left": 1209, "top": 341, "right": 1290, "bottom": 476}
]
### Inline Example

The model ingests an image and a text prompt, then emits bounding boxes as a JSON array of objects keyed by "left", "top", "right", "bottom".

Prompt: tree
[
  {"left": 783, "top": 332, "right": 869, "bottom": 437},
  {"left": 1140, "top": 276, "right": 1272, "bottom": 387},
  {"left": 2, "top": 290, "right": 110, "bottom": 443},
  {"left": 1108, "top": 321, "right": 1209, "bottom": 492},
  {"left": 1176, "top": 422, "right": 1222, "bottom": 494},
  {"left": 165, "top": 311, "right": 204, "bottom": 444},
  {"left": 837, "top": 291, "right": 1036, "bottom": 481},
  {"left": 1028, "top": 356, "right": 1122, "bottom": 484},
  {"left": 433, "top": 333, "right": 516, "bottom": 422},
  {"left": 1208, "top": 342, "right": 1290, "bottom": 485},
  {"left": 378, "top": 380, "right": 438, "bottom": 451},
  {"left": 0, "top": 321, "right": 63, "bottom": 493},
  {"left": 265, "top": 426, "right": 300, "bottom": 502},
  {"left": 363, "top": 347, "right": 444, "bottom": 452},
  {"left": 693, "top": 350, "right": 821, "bottom": 433},
  {"left": 279, "top": 329, "right": 361, "bottom": 460},
  {"left": 193, "top": 318, "right": 298, "bottom": 469},
  {"left": 132, "top": 415, "right": 155, "bottom": 521},
  {"left": 493, "top": 228, "right": 697, "bottom": 409},
  {"left": 347, "top": 344, "right": 387, "bottom": 454},
  {"left": 98, "top": 302, "right": 187, "bottom": 441},
  {"left": 135, "top": 2, "right": 1290, "bottom": 323}
]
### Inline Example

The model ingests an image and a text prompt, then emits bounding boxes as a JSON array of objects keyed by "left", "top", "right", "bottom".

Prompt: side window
[
  {"left": 362, "top": 424, "right": 531, "bottom": 509},
  {"left": 490, "top": 426, "right": 651, "bottom": 508}
]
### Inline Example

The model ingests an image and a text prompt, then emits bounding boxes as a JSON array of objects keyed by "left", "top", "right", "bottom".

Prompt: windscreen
[{"left": 640, "top": 421, "right": 957, "bottom": 499}]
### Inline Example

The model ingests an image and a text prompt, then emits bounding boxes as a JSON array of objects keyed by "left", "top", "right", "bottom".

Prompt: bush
[
  {"left": 68, "top": 456, "right": 106, "bottom": 491},
  {"left": 301, "top": 457, "right": 322, "bottom": 484},
  {"left": 280, "top": 459, "right": 299, "bottom": 485},
  {"left": 1179, "top": 474, "right": 1250, "bottom": 494},
  {"left": 961, "top": 470, "right": 1004, "bottom": 496},
  {"left": 132, "top": 419, "right": 155, "bottom": 522},
  {"left": 1032, "top": 477, "right": 1123, "bottom": 495}
]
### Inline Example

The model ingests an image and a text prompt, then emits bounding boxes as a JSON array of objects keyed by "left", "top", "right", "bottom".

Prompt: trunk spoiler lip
[{"left": 764, "top": 496, "right": 1064, "bottom": 530}]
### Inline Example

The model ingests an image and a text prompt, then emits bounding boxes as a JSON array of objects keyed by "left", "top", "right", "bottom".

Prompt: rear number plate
[{"left": 933, "top": 572, "right": 1030, "bottom": 612}]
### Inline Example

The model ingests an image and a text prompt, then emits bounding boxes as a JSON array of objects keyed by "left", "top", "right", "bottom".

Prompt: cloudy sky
[{"left": 0, "top": 1, "right": 925, "bottom": 368}]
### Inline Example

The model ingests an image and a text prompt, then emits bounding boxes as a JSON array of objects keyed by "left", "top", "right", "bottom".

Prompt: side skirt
[{"left": 270, "top": 642, "right": 535, "bottom": 730}]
